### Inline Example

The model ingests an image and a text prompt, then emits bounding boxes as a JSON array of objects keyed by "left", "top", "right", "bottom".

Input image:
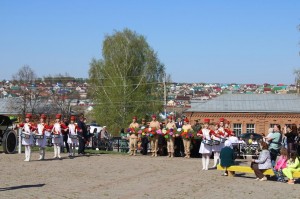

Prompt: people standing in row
[
  {"left": 67, "top": 116, "right": 79, "bottom": 157},
  {"left": 166, "top": 115, "right": 176, "bottom": 158},
  {"left": 198, "top": 118, "right": 213, "bottom": 170},
  {"left": 51, "top": 114, "right": 67, "bottom": 159},
  {"left": 19, "top": 113, "right": 35, "bottom": 162},
  {"left": 182, "top": 118, "right": 192, "bottom": 158},
  {"left": 149, "top": 115, "right": 160, "bottom": 157},
  {"left": 35, "top": 114, "right": 49, "bottom": 160},
  {"left": 128, "top": 116, "right": 139, "bottom": 156}
]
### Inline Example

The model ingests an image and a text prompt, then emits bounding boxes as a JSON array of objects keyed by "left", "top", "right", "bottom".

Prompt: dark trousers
[
  {"left": 174, "top": 137, "right": 184, "bottom": 157},
  {"left": 141, "top": 137, "right": 148, "bottom": 155},
  {"left": 78, "top": 137, "right": 85, "bottom": 154},
  {"left": 61, "top": 134, "right": 69, "bottom": 153},
  {"left": 269, "top": 148, "right": 279, "bottom": 167},
  {"left": 251, "top": 163, "right": 266, "bottom": 179}
]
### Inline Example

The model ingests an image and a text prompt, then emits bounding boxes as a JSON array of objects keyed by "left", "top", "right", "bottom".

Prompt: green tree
[{"left": 89, "top": 29, "right": 166, "bottom": 133}]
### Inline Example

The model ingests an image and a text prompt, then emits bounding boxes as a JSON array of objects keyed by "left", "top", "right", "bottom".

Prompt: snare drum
[
  {"left": 34, "top": 135, "right": 44, "bottom": 139},
  {"left": 212, "top": 140, "right": 220, "bottom": 145},
  {"left": 21, "top": 133, "right": 30, "bottom": 139},
  {"left": 202, "top": 139, "right": 213, "bottom": 146},
  {"left": 52, "top": 134, "right": 61, "bottom": 138},
  {"left": 220, "top": 138, "right": 227, "bottom": 143},
  {"left": 69, "top": 135, "right": 78, "bottom": 139}
]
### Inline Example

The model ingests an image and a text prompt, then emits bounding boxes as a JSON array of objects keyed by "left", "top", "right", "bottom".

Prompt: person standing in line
[
  {"left": 67, "top": 116, "right": 79, "bottom": 157},
  {"left": 211, "top": 123, "right": 222, "bottom": 168},
  {"left": 182, "top": 118, "right": 193, "bottom": 158},
  {"left": 149, "top": 115, "right": 160, "bottom": 157},
  {"left": 198, "top": 118, "right": 213, "bottom": 170},
  {"left": 140, "top": 118, "right": 149, "bottom": 155},
  {"left": 50, "top": 114, "right": 67, "bottom": 159},
  {"left": 128, "top": 116, "right": 140, "bottom": 156},
  {"left": 61, "top": 117, "right": 70, "bottom": 154},
  {"left": 166, "top": 115, "right": 176, "bottom": 158},
  {"left": 175, "top": 117, "right": 184, "bottom": 157},
  {"left": 77, "top": 115, "right": 88, "bottom": 155},
  {"left": 35, "top": 114, "right": 49, "bottom": 160},
  {"left": 19, "top": 113, "right": 35, "bottom": 162}
]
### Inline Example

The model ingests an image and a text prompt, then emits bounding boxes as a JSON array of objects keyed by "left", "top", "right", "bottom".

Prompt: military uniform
[
  {"left": 166, "top": 116, "right": 176, "bottom": 158},
  {"left": 129, "top": 116, "right": 140, "bottom": 156},
  {"left": 182, "top": 118, "right": 192, "bottom": 158},
  {"left": 19, "top": 114, "right": 35, "bottom": 162},
  {"left": 149, "top": 115, "right": 160, "bottom": 157},
  {"left": 35, "top": 114, "right": 49, "bottom": 160}
]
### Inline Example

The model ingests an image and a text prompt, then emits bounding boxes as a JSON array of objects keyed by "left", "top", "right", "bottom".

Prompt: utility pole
[{"left": 164, "top": 73, "right": 167, "bottom": 117}]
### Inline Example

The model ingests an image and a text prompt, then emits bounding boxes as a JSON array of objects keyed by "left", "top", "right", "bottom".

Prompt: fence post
[{"left": 18, "top": 128, "right": 21, "bottom": 154}]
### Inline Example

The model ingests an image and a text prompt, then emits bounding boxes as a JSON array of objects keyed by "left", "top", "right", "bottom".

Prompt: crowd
[{"left": 18, "top": 112, "right": 300, "bottom": 184}]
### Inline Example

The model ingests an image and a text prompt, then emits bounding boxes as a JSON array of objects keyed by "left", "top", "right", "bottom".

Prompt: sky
[{"left": 0, "top": 0, "right": 300, "bottom": 84}]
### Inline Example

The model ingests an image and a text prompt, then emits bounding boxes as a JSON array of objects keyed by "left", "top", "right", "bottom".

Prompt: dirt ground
[{"left": 0, "top": 152, "right": 299, "bottom": 199}]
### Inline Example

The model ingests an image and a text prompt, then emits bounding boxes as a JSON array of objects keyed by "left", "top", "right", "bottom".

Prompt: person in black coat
[
  {"left": 61, "top": 117, "right": 70, "bottom": 153},
  {"left": 77, "top": 115, "right": 88, "bottom": 155},
  {"left": 220, "top": 140, "right": 235, "bottom": 176},
  {"left": 174, "top": 117, "right": 184, "bottom": 157}
]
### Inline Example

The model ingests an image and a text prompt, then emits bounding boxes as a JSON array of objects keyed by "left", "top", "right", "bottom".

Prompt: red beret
[
  {"left": 204, "top": 118, "right": 210, "bottom": 123},
  {"left": 56, "top": 114, "right": 62, "bottom": 119},
  {"left": 70, "top": 116, "right": 76, "bottom": 121},
  {"left": 25, "top": 113, "right": 32, "bottom": 119},
  {"left": 152, "top": 115, "right": 156, "bottom": 118},
  {"left": 219, "top": 118, "right": 225, "bottom": 122},
  {"left": 40, "top": 114, "right": 47, "bottom": 119}
]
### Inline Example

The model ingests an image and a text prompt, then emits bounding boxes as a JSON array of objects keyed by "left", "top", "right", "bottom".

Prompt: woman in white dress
[
  {"left": 35, "top": 114, "right": 49, "bottom": 160},
  {"left": 67, "top": 116, "right": 78, "bottom": 157},
  {"left": 19, "top": 113, "right": 35, "bottom": 162},
  {"left": 211, "top": 123, "right": 223, "bottom": 168},
  {"left": 51, "top": 114, "right": 67, "bottom": 159},
  {"left": 198, "top": 118, "right": 213, "bottom": 170}
]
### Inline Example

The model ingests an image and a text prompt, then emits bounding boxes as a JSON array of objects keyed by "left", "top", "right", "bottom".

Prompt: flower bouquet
[
  {"left": 164, "top": 128, "right": 175, "bottom": 139},
  {"left": 127, "top": 127, "right": 139, "bottom": 136},
  {"left": 144, "top": 127, "right": 157, "bottom": 140},
  {"left": 181, "top": 129, "right": 195, "bottom": 140}
]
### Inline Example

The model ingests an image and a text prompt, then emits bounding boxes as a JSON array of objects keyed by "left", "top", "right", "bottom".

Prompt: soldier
[
  {"left": 67, "top": 116, "right": 78, "bottom": 157},
  {"left": 35, "top": 114, "right": 49, "bottom": 160},
  {"left": 50, "top": 114, "right": 67, "bottom": 159},
  {"left": 128, "top": 116, "right": 140, "bottom": 156},
  {"left": 182, "top": 118, "right": 193, "bottom": 158},
  {"left": 19, "top": 113, "right": 35, "bottom": 162},
  {"left": 166, "top": 115, "right": 176, "bottom": 158},
  {"left": 149, "top": 115, "right": 160, "bottom": 157}
]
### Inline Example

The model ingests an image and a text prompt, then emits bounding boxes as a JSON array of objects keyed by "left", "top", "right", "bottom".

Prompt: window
[
  {"left": 233, "top": 123, "right": 242, "bottom": 136},
  {"left": 246, "top": 124, "right": 255, "bottom": 133}
]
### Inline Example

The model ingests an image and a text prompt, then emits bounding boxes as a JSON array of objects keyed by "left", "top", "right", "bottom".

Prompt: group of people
[
  {"left": 219, "top": 123, "right": 300, "bottom": 184},
  {"left": 19, "top": 113, "right": 88, "bottom": 161},
  {"left": 126, "top": 115, "right": 235, "bottom": 168}
]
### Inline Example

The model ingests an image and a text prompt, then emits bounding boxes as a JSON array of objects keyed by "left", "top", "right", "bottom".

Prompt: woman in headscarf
[{"left": 220, "top": 140, "right": 235, "bottom": 176}]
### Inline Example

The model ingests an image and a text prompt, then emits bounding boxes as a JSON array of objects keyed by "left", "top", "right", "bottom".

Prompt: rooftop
[{"left": 186, "top": 94, "right": 300, "bottom": 113}]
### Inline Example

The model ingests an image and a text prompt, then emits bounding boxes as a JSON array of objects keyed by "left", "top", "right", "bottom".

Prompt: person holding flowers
[
  {"left": 149, "top": 115, "right": 160, "bottom": 157},
  {"left": 181, "top": 118, "right": 193, "bottom": 159},
  {"left": 128, "top": 116, "right": 140, "bottom": 156},
  {"left": 165, "top": 115, "right": 176, "bottom": 158},
  {"left": 198, "top": 118, "right": 213, "bottom": 170}
]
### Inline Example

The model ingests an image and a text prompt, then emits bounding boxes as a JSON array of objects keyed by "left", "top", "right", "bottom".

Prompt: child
[
  {"left": 274, "top": 148, "right": 288, "bottom": 182},
  {"left": 282, "top": 151, "right": 300, "bottom": 184}
]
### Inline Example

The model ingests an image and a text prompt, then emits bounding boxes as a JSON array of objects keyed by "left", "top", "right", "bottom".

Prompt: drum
[
  {"left": 21, "top": 133, "right": 30, "bottom": 139},
  {"left": 34, "top": 135, "right": 44, "bottom": 139},
  {"left": 220, "top": 138, "right": 227, "bottom": 143},
  {"left": 69, "top": 134, "right": 78, "bottom": 139},
  {"left": 212, "top": 140, "right": 220, "bottom": 145},
  {"left": 52, "top": 134, "right": 61, "bottom": 138},
  {"left": 202, "top": 139, "right": 213, "bottom": 146}
]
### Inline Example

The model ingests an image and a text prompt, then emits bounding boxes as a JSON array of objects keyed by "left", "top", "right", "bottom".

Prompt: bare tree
[{"left": 10, "top": 65, "right": 42, "bottom": 119}]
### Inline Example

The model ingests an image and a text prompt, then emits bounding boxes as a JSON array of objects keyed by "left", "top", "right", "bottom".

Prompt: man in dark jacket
[{"left": 77, "top": 115, "right": 88, "bottom": 155}]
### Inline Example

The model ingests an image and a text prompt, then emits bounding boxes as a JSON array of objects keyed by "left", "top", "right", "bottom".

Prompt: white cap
[{"left": 103, "top": 126, "right": 107, "bottom": 128}]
